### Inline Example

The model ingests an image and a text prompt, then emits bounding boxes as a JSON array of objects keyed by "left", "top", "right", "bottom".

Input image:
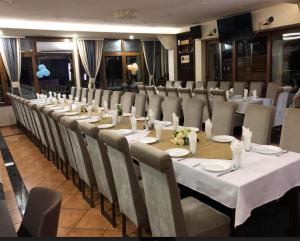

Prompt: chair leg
[
  {"left": 137, "top": 227, "right": 143, "bottom": 237},
  {"left": 65, "top": 162, "right": 69, "bottom": 180},
  {"left": 100, "top": 194, "right": 117, "bottom": 227},
  {"left": 122, "top": 214, "right": 127, "bottom": 237}
]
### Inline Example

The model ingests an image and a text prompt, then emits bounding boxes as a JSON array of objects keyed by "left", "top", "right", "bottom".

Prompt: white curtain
[
  {"left": 0, "top": 38, "right": 22, "bottom": 95},
  {"left": 142, "top": 41, "right": 156, "bottom": 86},
  {"left": 77, "top": 39, "right": 103, "bottom": 88}
]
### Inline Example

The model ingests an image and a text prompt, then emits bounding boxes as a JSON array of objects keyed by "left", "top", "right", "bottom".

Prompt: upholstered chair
[
  {"left": 183, "top": 98, "right": 205, "bottom": 129},
  {"left": 17, "top": 187, "right": 61, "bottom": 237},
  {"left": 249, "top": 82, "right": 265, "bottom": 98},
  {"left": 185, "top": 81, "right": 195, "bottom": 89},
  {"left": 280, "top": 108, "right": 300, "bottom": 152},
  {"left": 156, "top": 86, "right": 167, "bottom": 97},
  {"left": 233, "top": 82, "right": 246, "bottom": 95},
  {"left": 87, "top": 88, "right": 95, "bottom": 105},
  {"left": 243, "top": 104, "right": 275, "bottom": 145},
  {"left": 78, "top": 122, "right": 118, "bottom": 226},
  {"left": 148, "top": 95, "right": 164, "bottom": 120},
  {"left": 81, "top": 87, "right": 88, "bottom": 101},
  {"left": 166, "top": 87, "right": 179, "bottom": 97},
  {"left": 195, "top": 81, "right": 204, "bottom": 89},
  {"left": 174, "top": 81, "right": 182, "bottom": 88},
  {"left": 137, "top": 85, "right": 147, "bottom": 95},
  {"left": 130, "top": 142, "right": 230, "bottom": 237},
  {"left": 134, "top": 93, "right": 148, "bottom": 117},
  {"left": 206, "top": 81, "right": 218, "bottom": 90},
  {"left": 70, "top": 86, "right": 76, "bottom": 97},
  {"left": 94, "top": 89, "right": 103, "bottom": 107},
  {"left": 220, "top": 81, "right": 231, "bottom": 91},
  {"left": 212, "top": 101, "right": 237, "bottom": 136},
  {"left": 193, "top": 89, "right": 212, "bottom": 120},
  {"left": 101, "top": 90, "right": 112, "bottom": 108},
  {"left": 178, "top": 88, "right": 192, "bottom": 105},
  {"left": 99, "top": 130, "right": 150, "bottom": 237},
  {"left": 75, "top": 87, "right": 82, "bottom": 100},
  {"left": 121, "top": 92, "right": 136, "bottom": 113},
  {"left": 273, "top": 86, "right": 293, "bottom": 126},
  {"left": 161, "top": 97, "right": 183, "bottom": 122},
  {"left": 110, "top": 91, "right": 123, "bottom": 110},
  {"left": 145, "top": 86, "right": 156, "bottom": 96},
  {"left": 166, "top": 81, "right": 173, "bottom": 88},
  {"left": 60, "top": 116, "right": 96, "bottom": 207}
]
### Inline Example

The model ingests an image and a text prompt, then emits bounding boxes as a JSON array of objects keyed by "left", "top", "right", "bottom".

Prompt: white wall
[
  {"left": 0, "top": 106, "right": 16, "bottom": 127},
  {"left": 194, "top": 3, "right": 300, "bottom": 82}
]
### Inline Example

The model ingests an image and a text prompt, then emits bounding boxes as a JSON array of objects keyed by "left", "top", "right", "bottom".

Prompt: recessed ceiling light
[{"left": 129, "top": 35, "right": 134, "bottom": 39}]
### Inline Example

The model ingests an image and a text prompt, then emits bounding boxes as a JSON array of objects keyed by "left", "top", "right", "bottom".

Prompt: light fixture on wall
[
  {"left": 129, "top": 35, "right": 134, "bottom": 39},
  {"left": 207, "top": 28, "right": 217, "bottom": 37},
  {"left": 262, "top": 16, "right": 274, "bottom": 26},
  {"left": 0, "top": 30, "right": 3, "bottom": 35}
]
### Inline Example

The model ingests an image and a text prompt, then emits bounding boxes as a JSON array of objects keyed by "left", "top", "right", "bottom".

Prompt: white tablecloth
[
  {"left": 171, "top": 151, "right": 300, "bottom": 227},
  {"left": 228, "top": 97, "right": 264, "bottom": 114}
]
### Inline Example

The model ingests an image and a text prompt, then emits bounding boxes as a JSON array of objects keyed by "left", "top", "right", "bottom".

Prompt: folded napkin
[
  {"left": 226, "top": 90, "right": 230, "bottom": 100},
  {"left": 131, "top": 106, "right": 136, "bottom": 118},
  {"left": 148, "top": 109, "right": 155, "bottom": 125},
  {"left": 97, "top": 107, "right": 103, "bottom": 120},
  {"left": 230, "top": 140, "right": 243, "bottom": 169},
  {"left": 76, "top": 102, "right": 81, "bottom": 112},
  {"left": 82, "top": 98, "right": 87, "bottom": 105},
  {"left": 154, "top": 121, "right": 163, "bottom": 141},
  {"left": 57, "top": 93, "right": 61, "bottom": 99},
  {"left": 53, "top": 92, "right": 57, "bottom": 98},
  {"left": 68, "top": 101, "right": 73, "bottom": 111},
  {"left": 242, "top": 126, "right": 252, "bottom": 151},
  {"left": 130, "top": 116, "right": 137, "bottom": 132},
  {"left": 49, "top": 91, "right": 53, "bottom": 98},
  {"left": 252, "top": 89, "right": 257, "bottom": 99},
  {"left": 104, "top": 101, "right": 108, "bottom": 112},
  {"left": 188, "top": 131, "right": 197, "bottom": 154},
  {"left": 205, "top": 119, "right": 212, "bottom": 140},
  {"left": 229, "top": 88, "right": 234, "bottom": 94},
  {"left": 75, "top": 97, "right": 79, "bottom": 103},
  {"left": 36, "top": 93, "right": 40, "bottom": 99},
  {"left": 62, "top": 94, "right": 66, "bottom": 100},
  {"left": 87, "top": 105, "right": 93, "bottom": 117},
  {"left": 111, "top": 110, "right": 118, "bottom": 126},
  {"left": 69, "top": 95, "right": 73, "bottom": 101},
  {"left": 92, "top": 100, "right": 96, "bottom": 111},
  {"left": 125, "top": 130, "right": 150, "bottom": 144},
  {"left": 172, "top": 113, "right": 179, "bottom": 130},
  {"left": 243, "top": 89, "right": 248, "bottom": 99}
]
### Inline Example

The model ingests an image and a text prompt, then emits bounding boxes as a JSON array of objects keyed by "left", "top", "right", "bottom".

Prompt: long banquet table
[{"left": 40, "top": 101, "right": 300, "bottom": 233}]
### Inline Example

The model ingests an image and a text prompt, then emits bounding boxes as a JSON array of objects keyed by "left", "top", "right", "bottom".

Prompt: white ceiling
[{"left": 0, "top": 0, "right": 297, "bottom": 36}]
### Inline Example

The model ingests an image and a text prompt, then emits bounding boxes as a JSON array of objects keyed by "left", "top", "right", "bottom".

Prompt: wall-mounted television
[{"left": 217, "top": 12, "right": 253, "bottom": 43}]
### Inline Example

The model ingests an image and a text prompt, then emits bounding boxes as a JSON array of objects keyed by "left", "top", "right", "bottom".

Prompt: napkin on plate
[
  {"left": 69, "top": 95, "right": 73, "bottom": 101},
  {"left": 97, "top": 107, "right": 103, "bottom": 120},
  {"left": 103, "top": 101, "right": 108, "bottom": 112},
  {"left": 230, "top": 139, "right": 243, "bottom": 169},
  {"left": 49, "top": 91, "right": 53, "bottom": 98},
  {"left": 243, "top": 89, "right": 248, "bottom": 99},
  {"left": 252, "top": 89, "right": 257, "bottom": 99},
  {"left": 188, "top": 131, "right": 197, "bottom": 154},
  {"left": 111, "top": 110, "right": 118, "bottom": 126},
  {"left": 229, "top": 88, "right": 234, "bottom": 94},
  {"left": 131, "top": 106, "right": 136, "bottom": 118},
  {"left": 225, "top": 90, "right": 230, "bottom": 100},
  {"left": 62, "top": 94, "right": 66, "bottom": 100},
  {"left": 242, "top": 126, "right": 252, "bottom": 151},
  {"left": 130, "top": 116, "right": 137, "bottom": 132},
  {"left": 205, "top": 119, "right": 212, "bottom": 140},
  {"left": 87, "top": 105, "right": 93, "bottom": 117},
  {"left": 154, "top": 121, "right": 163, "bottom": 141},
  {"left": 172, "top": 113, "right": 179, "bottom": 130}
]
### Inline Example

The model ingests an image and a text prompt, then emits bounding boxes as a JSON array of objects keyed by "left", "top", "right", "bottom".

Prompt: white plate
[
  {"left": 113, "top": 129, "right": 132, "bottom": 136},
  {"left": 155, "top": 120, "right": 172, "bottom": 127},
  {"left": 139, "top": 137, "right": 157, "bottom": 144},
  {"left": 54, "top": 108, "right": 69, "bottom": 113},
  {"left": 97, "top": 123, "right": 115, "bottom": 129},
  {"left": 78, "top": 116, "right": 100, "bottom": 123},
  {"left": 136, "top": 117, "right": 148, "bottom": 121},
  {"left": 211, "top": 135, "right": 236, "bottom": 143},
  {"left": 201, "top": 160, "right": 232, "bottom": 172},
  {"left": 166, "top": 148, "right": 189, "bottom": 158},
  {"left": 122, "top": 113, "right": 131, "bottom": 117},
  {"left": 64, "top": 112, "right": 79, "bottom": 116},
  {"left": 71, "top": 115, "right": 89, "bottom": 120},
  {"left": 252, "top": 144, "right": 282, "bottom": 155}
]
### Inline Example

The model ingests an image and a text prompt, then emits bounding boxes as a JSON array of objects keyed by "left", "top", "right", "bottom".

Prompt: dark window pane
[
  {"left": 20, "top": 57, "right": 35, "bottom": 98},
  {"left": 221, "top": 43, "right": 233, "bottom": 81},
  {"left": 124, "top": 40, "right": 141, "bottom": 52},
  {"left": 207, "top": 42, "right": 221, "bottom": 81},
  {"left": 103, "top": 40, "right": 122, "bottom": 52},
  {"left": 21, "top": 39, "right": 33, "bottom": 52},
  {"left": 105, "top": 56, "right": 123, "bottom": 87}
]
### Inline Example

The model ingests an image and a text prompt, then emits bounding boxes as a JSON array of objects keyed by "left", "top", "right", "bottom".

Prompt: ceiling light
[
  {"left": 283, "top": 32, "right": 300, "bottom": 37},
  {"left": 283, "top": 36, "right": 300, "bottom": 41},
  {"left": 129, "top": 35, "right": 134, "bottom": 39},
  {"left": 0, "top": 18, "right": 180, "bottom": 34}
]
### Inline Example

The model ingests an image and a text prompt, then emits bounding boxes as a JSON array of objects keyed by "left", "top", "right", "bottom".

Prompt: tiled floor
[{"left": 0, "top": 125, "right": 139, "bottom": 237}]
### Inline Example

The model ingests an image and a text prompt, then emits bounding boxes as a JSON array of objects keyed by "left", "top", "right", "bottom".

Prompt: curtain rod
[{"left": 0, "top": 36, "right": 25, "bottom": 39}]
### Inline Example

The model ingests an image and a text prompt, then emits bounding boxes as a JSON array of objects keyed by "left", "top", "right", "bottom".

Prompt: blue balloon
[
  {"left": 38, "top": 64, "right": 46, "bottom": 71},
  {"left": 42, "top": 68, "right": 50, "bottom": 77},
  {"left": 36, "top": 71, "right": 44, "bottom": 79}
]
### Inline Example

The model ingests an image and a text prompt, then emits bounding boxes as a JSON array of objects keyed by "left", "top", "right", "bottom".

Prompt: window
[
  {"left": 272, "top": 29, "right": 300, "bottom": 87},
  {"left": 105, "top": 56, "right": 123, "bottom": 87},
  {"left": 20, "top": 56, "right": 35, "bottom": 98}
]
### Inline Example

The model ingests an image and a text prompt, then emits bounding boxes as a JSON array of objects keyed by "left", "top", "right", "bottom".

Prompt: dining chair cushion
[
  {"left": 183, "top": 97, "right": 205, "bottom": 129},
  {"left": 135, "top": 93, "right": 148, "bottom": 117}
]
